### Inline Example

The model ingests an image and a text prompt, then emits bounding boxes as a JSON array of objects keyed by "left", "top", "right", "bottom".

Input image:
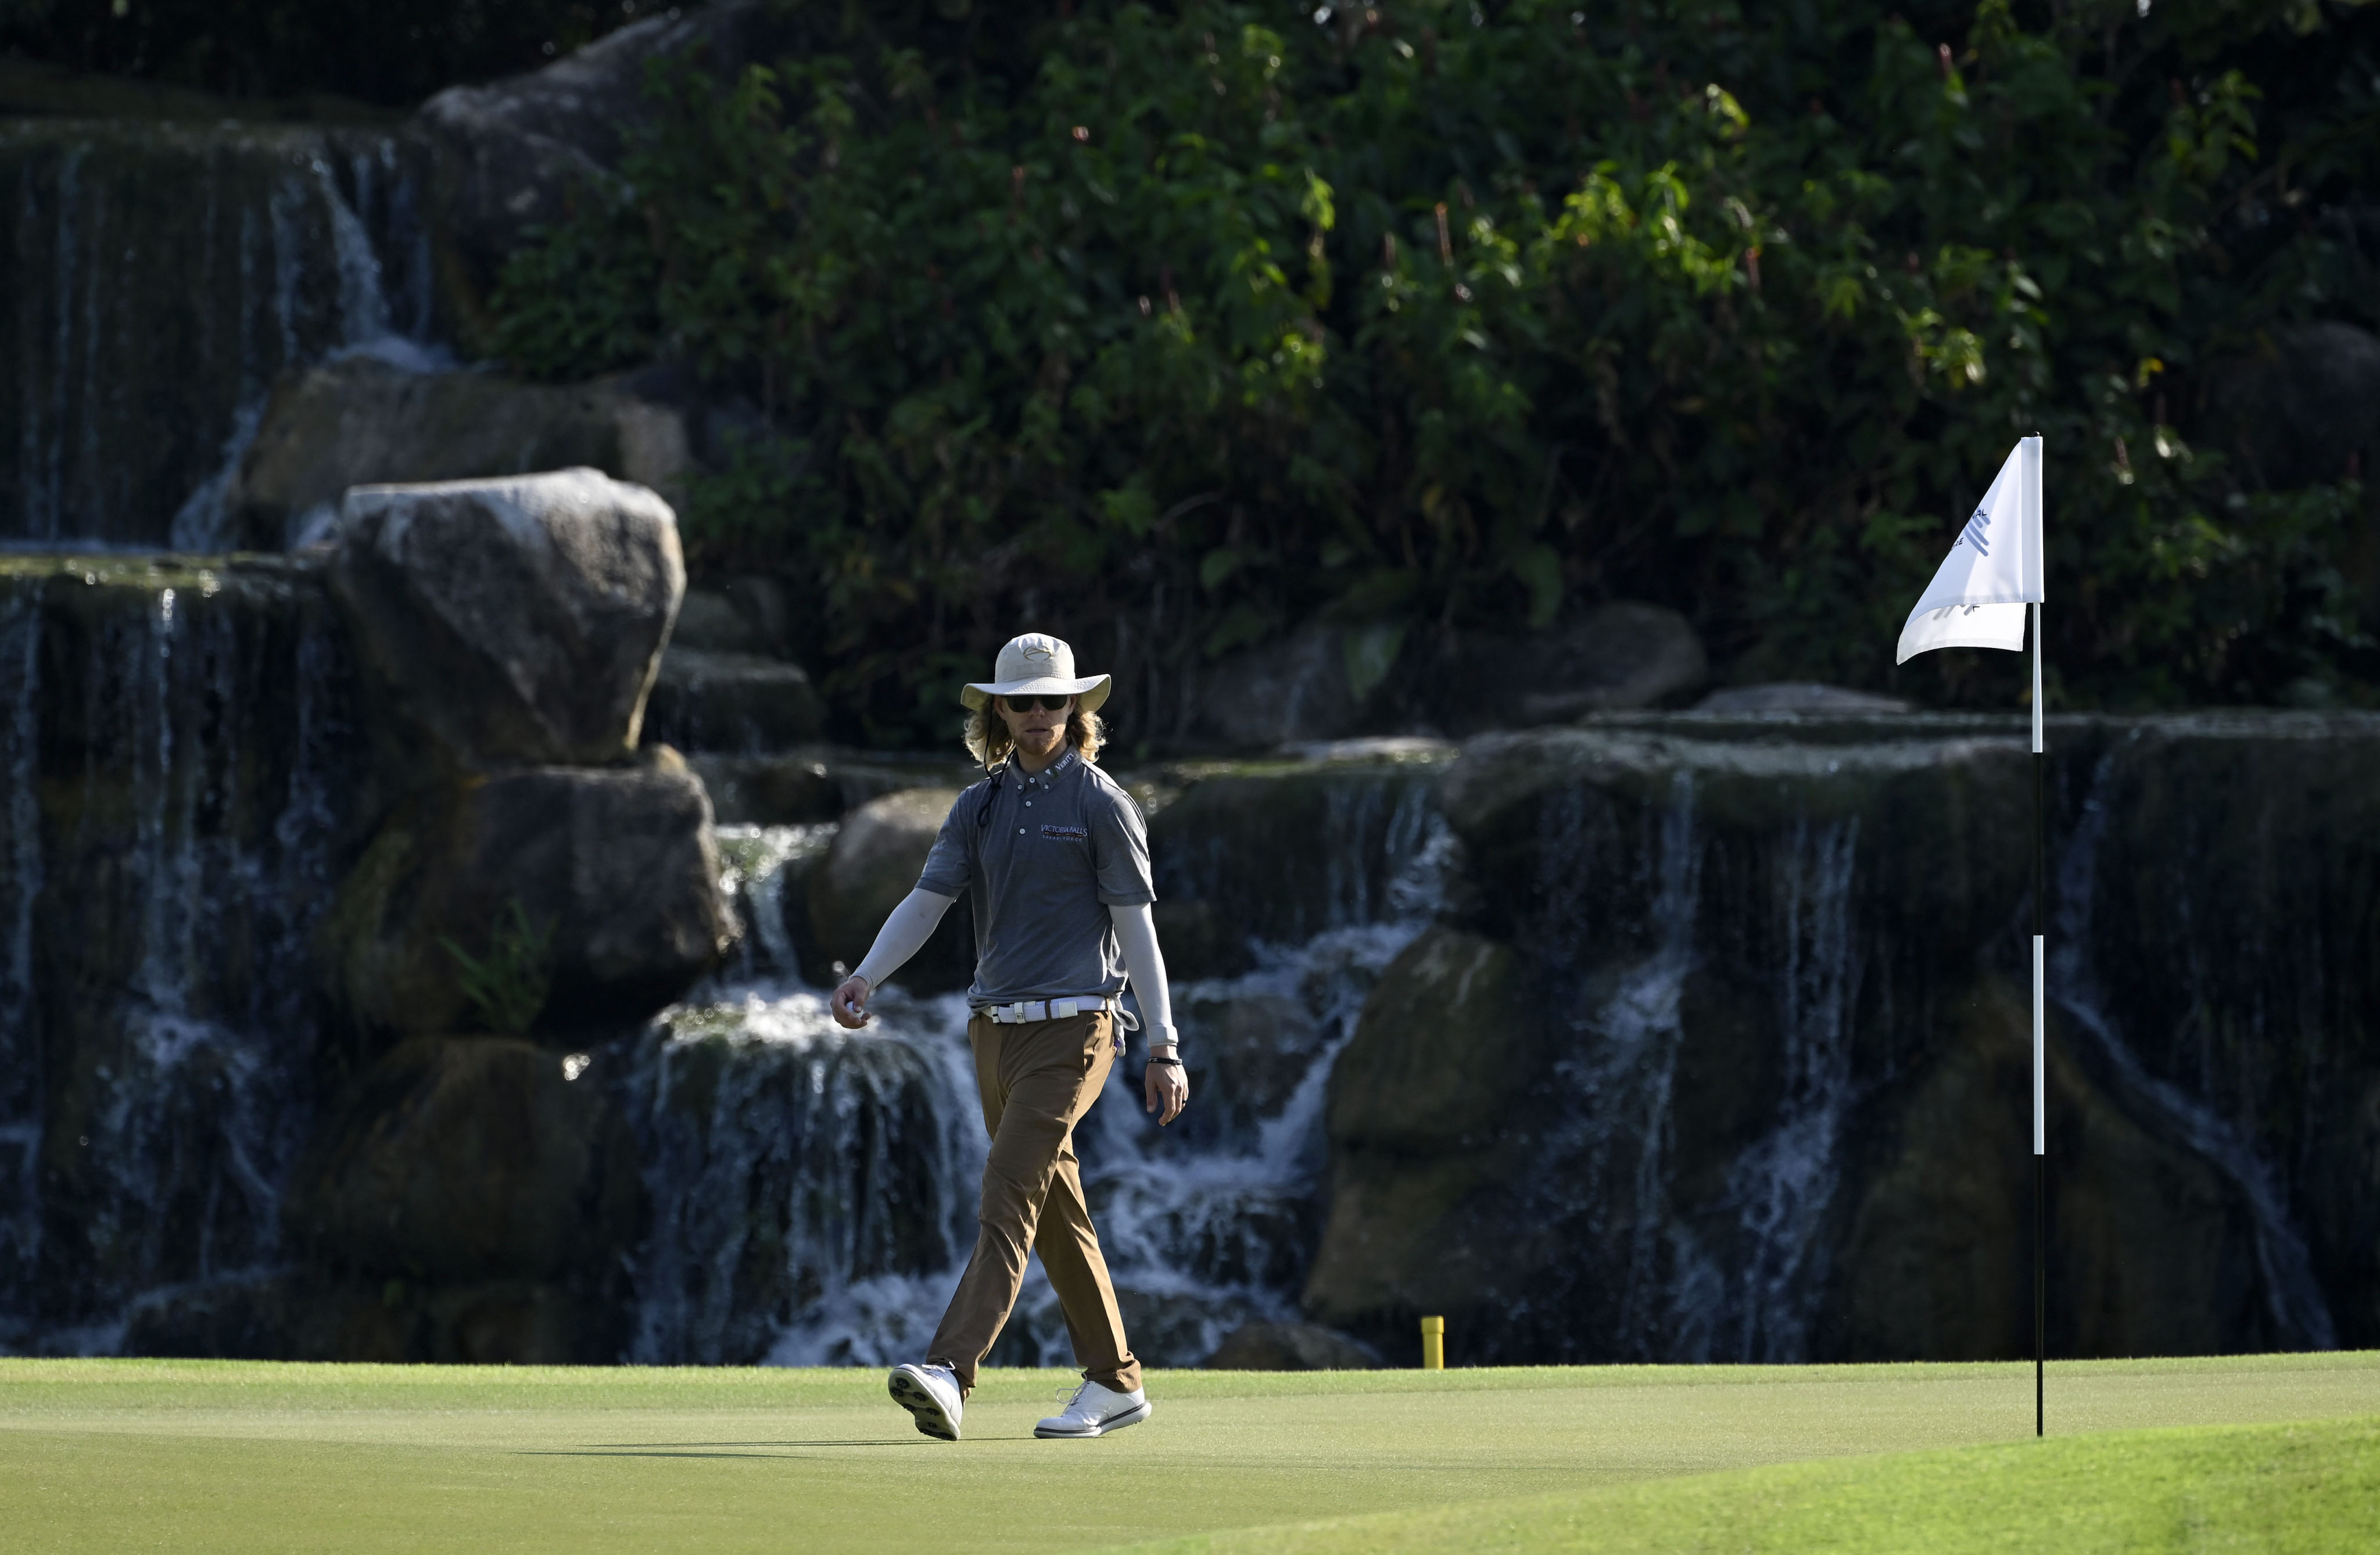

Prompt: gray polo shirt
[{"left": 915, "top": 745, "right": 1155, "bottom": 1009}]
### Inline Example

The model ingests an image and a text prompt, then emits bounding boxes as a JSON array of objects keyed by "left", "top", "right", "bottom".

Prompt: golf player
[{"left": 830, "top": 632, "right": 1188, "bottom": 1442}]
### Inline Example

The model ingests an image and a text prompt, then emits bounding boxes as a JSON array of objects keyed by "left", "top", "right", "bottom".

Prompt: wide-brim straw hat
[{"left": 962, "top": 632, "right": 1111, "bottom": 713}]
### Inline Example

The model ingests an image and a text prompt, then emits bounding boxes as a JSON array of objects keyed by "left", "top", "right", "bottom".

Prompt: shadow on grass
[{"left": 521, "top": 1437, "right": 1037, "bottom": 1458}]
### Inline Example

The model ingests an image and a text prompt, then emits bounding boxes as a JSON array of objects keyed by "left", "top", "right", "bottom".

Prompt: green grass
[
  {"left": 1140, "top": 1417, "right": 2380, "bottom": 1554},
  {"left": 0, "top": 1354, "right": 2373, "bottom": 1553}
]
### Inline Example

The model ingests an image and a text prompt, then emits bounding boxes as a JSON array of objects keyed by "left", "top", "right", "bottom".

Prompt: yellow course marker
[{"left": 1420, "top": 1314, "right": 1445, "bottom": 1370}]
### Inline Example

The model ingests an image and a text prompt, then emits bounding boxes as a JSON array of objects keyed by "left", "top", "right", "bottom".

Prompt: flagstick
[{"left": 2031, "top": 599, "right": 2045, "bottom": 1439}]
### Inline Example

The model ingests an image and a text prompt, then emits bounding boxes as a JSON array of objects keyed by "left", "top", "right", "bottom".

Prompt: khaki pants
[{"left": 927, "top": 1009, "right": 1141, "bottom": 1398}]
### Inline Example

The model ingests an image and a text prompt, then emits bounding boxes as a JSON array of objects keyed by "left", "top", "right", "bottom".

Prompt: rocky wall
[
  {"left": 0, "top": 472, "right": 736, "bottom": 1360},
  {"left": 1299, "top": 713, "right": 2380, "bottom": 1364}
]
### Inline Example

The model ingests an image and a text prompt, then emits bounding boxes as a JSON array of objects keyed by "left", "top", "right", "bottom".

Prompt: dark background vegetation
[
  {"left": 16, "top": 0, "right": 2379, "bottom": 739},
  {"left": 0, "top": 0, "right": 646, "bottom": 105}
]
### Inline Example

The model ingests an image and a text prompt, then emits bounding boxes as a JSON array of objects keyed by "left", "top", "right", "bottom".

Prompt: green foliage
[
  {"left": 439, "top": 900, "right": 555, "bottom": 1036},
  {"left": 493, "top": 0, "right": 2380, "bottom": 735}
]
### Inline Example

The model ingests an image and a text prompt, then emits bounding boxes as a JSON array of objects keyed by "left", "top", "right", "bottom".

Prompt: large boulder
[
  {"left": 230, "top": 357, "right": 690, "bottom": 549},
  {"left": 2198, "top": 321, "right": 2380, "bottom": 490},
  {"left": 1301, "top": 929, "right": 1539, "bottom": 1341},
  {"left": 803, "top": 788, "right": 973, "bottom": 990},
  {"left": 640, "top": 645, "right": 826, "bottom": 754},
  {"left": 327, "top": 467, "right": 684, "bottom": 771},
  {"left": 321, "top": 757, "right": 734, "bottom": 1037},
  {"left": 283, "top": 1035, "right": 644, "bottom": 1286}
]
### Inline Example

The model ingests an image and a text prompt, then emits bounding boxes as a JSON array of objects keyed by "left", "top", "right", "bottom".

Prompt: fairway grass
[
  {"left": 1, "top": 1353, "right": 2374, "bottom": 1553},
  {"left": 1130, "top": 1416, "right": 2380, "bottom": 1554}
]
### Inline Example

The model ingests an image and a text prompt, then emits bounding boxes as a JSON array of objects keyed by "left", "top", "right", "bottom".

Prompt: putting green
[{"left": 1, "top": 1353, "right": 2373, "bottom": 1553}]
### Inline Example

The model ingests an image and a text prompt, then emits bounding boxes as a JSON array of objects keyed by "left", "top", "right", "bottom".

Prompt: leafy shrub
[{"left": 494, "top": 0, "right": 2380, "bottom": 740}]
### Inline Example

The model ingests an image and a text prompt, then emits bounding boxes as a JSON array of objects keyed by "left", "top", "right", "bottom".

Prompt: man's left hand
[{"left": 1144, "top": 1058, "right": 1188, "bottom": 1126}]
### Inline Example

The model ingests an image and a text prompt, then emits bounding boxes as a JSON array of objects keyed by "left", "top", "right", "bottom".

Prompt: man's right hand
[{"left": 830, "top": 974, "right": 873, "bottom": 1028}]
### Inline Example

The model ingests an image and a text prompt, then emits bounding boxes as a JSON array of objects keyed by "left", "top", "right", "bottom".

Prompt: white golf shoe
[
  {"left": 887, "top": 1363, "right": 963, "bottom": 1441},
  {"left": 1034, "top": 1379, "right": 1151, "bottom": 1439}
]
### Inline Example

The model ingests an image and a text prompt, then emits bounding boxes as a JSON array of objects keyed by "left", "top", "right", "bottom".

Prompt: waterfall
[
  {"left": 0, "top": 123, "right": 446, "bottom": 552},
  {"left": 1540, "top": 772, "right": 1704, "bottom": 1359},
  {"left": 2051, "top": 751, "right": 2338, "bottom": 1350},
  {"left": 0, "top": 557, "right": 362, "bottom": 1351},
  {"left": 1711, "top": 815, "right": 1861, "bottom": 1360},
  {"left": 1528, "top": 750, "right": 1869, "bottom": 1364},
  {"left": 625, "top": 785, "right": 1457, "bottom": 1368},
  {"left": 0, "top": 589, "right": 44, "bottom": 1331}
]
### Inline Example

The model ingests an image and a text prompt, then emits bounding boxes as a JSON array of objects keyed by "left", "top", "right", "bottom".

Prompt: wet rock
[
  {"left": 1149, "top": 759, "right": 1451, "bottom": 946},
  {"left": 803, "top": 788, "right": 973, "bottom": 991},
  {"left": 1302, "top": 929, "right": 1537, "bottom": 1343},
  {"left": 2199, "top": 321, "right": 2380, "bottom": 490},
  {"left": 1174, "top": 988, "right": 1327, "bottom": 1136},
  {"left": 640, "top": 646, "right": 826, "bottom": 754},
  {"left": 2048, "top": 712, "right": 2380, "bottom": 1350},
  {"left": 1206, "top": 1320, "right": 1381, "bottom": 1371},
  {"left": 1696, "top": 682, "right": 1912, "bottom": 715},
  {"left": 1326, "top": 929, "right": 1533, "bottom": 1153},
  {"left": 284, "top": 1035, "right": 644, "bottom": 1285},
  {"left": 1831, "top": 974, "right": 2285, "bottom": 1360},
  {"left": 321, "top": 758, "right": 733, "bottom": 1037},
  {"left": 229, "top": 356, "right": 689, "bottom": 549},
  {"left": 2305, "top": 1070, "right": 2380, "bottom": 1348},
  {"left": 123, "top": 1271, "right": 629, "bottom": 1363},
  {"left": 327, "top": 467, "right": 684, "bottom": 771},
  {"left": 1418, "top": 602, "right": 1707, "bottom": 733},
  {"left": 1153, "top": 899, "right": 1257, "bottom": 984}
]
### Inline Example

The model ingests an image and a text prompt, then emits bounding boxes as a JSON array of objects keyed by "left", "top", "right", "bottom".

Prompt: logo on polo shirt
[{"left": 1041, "top": 823, "right": 1088, "bottom": 840}]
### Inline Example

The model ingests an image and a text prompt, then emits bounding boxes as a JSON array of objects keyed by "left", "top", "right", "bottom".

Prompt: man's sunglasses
[{"left": 1002, "top": 694, "right": 1073, "bottom": 712}]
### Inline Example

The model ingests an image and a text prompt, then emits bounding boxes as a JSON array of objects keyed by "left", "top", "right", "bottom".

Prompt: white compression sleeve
[
  {"left": 1109, "top": 902, "right": 1178, "bottom": 1051},
  {"left": 850, "top": 888, "right": 955, "bottom": 989}
]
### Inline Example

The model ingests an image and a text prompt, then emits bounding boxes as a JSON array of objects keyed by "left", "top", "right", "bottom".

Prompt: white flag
[{"left": 1895, "top": 436, "right": 2044, "bottom": 663}]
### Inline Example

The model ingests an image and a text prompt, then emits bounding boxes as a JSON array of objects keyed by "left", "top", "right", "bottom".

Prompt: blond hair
[{"left": 963, "top": 700, "right": 1106, "bottom": 770}]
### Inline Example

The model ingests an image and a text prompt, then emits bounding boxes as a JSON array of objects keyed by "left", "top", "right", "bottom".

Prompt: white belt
[{"left": 983, "top": 996, "right": 1125, "bottom": 1025}]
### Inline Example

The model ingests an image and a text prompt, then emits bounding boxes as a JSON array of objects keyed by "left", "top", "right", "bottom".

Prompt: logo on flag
[{"left": 1895, "top": 436, "right": 2044, "bottom": 664}]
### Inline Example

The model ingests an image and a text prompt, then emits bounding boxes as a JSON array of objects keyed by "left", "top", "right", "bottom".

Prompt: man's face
[{"left": 996, "top": 693, "right": 1075, "bottom": 758}]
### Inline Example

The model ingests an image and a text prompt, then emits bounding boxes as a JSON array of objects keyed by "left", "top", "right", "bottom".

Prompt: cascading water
[
  {"left": 0, "top": 590, "right": 46, "bottom": 1316},
  {"left": 622, "top": 767, "right": 1458, "bottom": 1368},
  {"left": 2051, "top": 750, "right": 2337, "bottom": 1350},
  {"left": 1522, "top": 741, "right": 1873, "bottom": 1364},
  {"left": 0, "top": 122, "right": 446, "bottom": 551},
  {"left": 0, "top": 556, "right": 364, "bottom": 1352}
]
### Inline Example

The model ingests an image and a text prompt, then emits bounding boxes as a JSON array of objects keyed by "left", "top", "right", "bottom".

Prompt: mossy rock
[{"left": 282, "top": 1034, "right": 645, "bottom": 1286}]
